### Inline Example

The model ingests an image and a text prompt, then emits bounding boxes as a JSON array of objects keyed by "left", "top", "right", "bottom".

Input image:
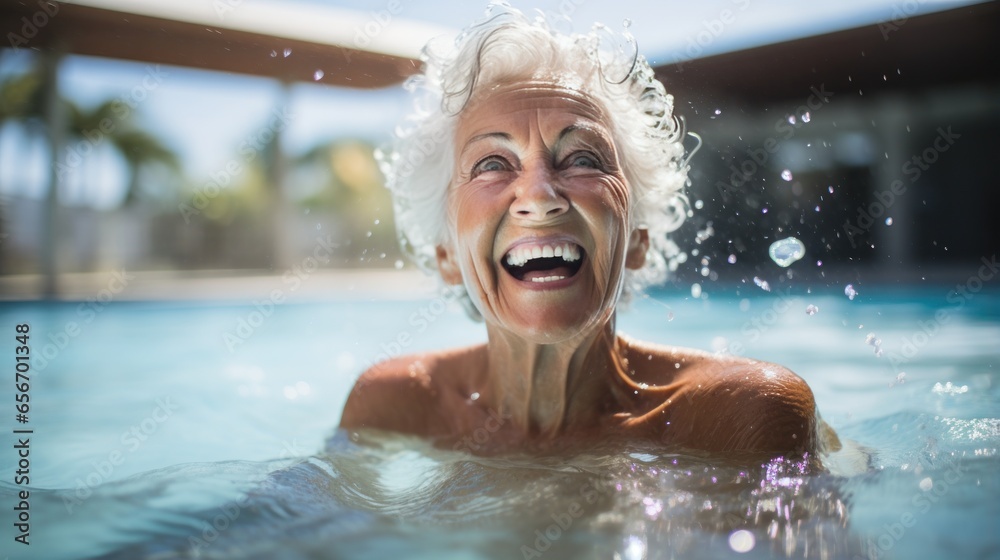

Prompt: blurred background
[{"left": 0, "top": 0, "right": 997, "bottom": 299}]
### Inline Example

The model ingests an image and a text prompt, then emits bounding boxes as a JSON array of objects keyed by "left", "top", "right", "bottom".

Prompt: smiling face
[{"left": 436, "top": 80, "right": 649, "bottom": 343}]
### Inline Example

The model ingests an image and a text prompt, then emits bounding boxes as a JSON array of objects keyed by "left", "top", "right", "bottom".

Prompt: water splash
[
  {"left": 691, "top": 283, "right": 702, "bottom": 298},
  {"left": 753, "top": 276, "right": 771, "bottom": 292},
  {"left": 932, "top": 382, "right": 969, "bottom": 395},
  {"left": 768, "top": 237, "right": 805, "bottom": 267},
  {"left": 844, "top": 284, "right": 858, "bottom": 300},
  {"left": 729, "top": 529, "right": 756, "bottom": 553},
  {"left": 865, "top": 332, "right": 883, "bottom": 357}
]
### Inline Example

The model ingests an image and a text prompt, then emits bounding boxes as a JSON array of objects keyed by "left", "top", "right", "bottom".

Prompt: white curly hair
[{"left": 376, "top": 2, "right": 692, "bottom": 318}]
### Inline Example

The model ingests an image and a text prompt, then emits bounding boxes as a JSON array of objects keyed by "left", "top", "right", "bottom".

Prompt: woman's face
[{"left": 437, "top": 80, "right": 648, "bottom": 343}]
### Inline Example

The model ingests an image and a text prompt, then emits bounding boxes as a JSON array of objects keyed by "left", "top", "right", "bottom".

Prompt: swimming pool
[{"left": 1, "top": 283, "right": 998, "bottom": 559}]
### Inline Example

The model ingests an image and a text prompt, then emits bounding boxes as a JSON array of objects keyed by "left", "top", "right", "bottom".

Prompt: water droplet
[
  {"left": 805, "top": 304, "right": 819, "bottom": 315},
  {"left": 470, "top": 392, "right": 480, "bottom": 401},
  {"left": 374, "top": 219, "right": 381, "bottom": 225},
  {"left": 828, "top": 186, "right": 834, "bottom": 194},
  {"left": 622, "top": 18, "right": 632, "bottom": 28},
  {"left": 729, "top": 530, "right": 755, "bottom": 553},
  {"left": 691, "top": 283, "right": 702, "bottom": 298},
  {"left": 780, "top": 169, "right": 793, "bottom": 181},
  {"left": 761, "top": 208, "right": 768, "bottom": 214},
  {"left": 753, "top": 276, "right": 771, "bottom": 292},
  {"left": 919, "top": 477, "right": 933, "bottom": 491},
  {"left": 816, "top": 260, "right": 823, "bottom": 266},
  {"left": 885, "top": 217, "right": 893, "bottom": 226},
  {"left": 768, "top": 237, "right": 805, "bottom": 267},
  {"left": 269, "top": 50, "right": 277, "bottom": 58},
  {"left": 667, "top": 311, "right": 674, "bottom": 322},
  {"left": 814, "top": 205, "right": 821, "bottom": 212},
  {"left": 283, "top": 48, "right": 292, "bottom": 57},
  {"left": 313, "top": 69, "right": 324, "bottom": 81},
  {"left": 694, "top": 199, "right": 704, "bottom": 209},
  {"left": 801, "top": 112, "right": 811, "bottom": 123},
  {"left": 845, "top": 284, "right": 858, "bottom": 300},
  {"left": 895, "top": 372, "right": 907, "bottom": 385},
  {"left": 315, "top": 223, "right": 321, "bottom": 230},
  {"left": 865, "top": 333, "right": 878, "bottom": 345},
  {"left": 714, "top": 108, "right": 721, "bottom": 115},
  {"left": 727, "top": 254, "right": 737, "bottom": 264},
  {"left": 365, "top": 231, "right": 373, "bottom": 238},
  {"left": 394, "top": 259, "right": 404, "bottom": 269},
  {"left": 787, "top": 115, "right": 796, "bottom": 125}
]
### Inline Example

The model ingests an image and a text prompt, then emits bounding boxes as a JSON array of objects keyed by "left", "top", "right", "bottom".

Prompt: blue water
[{"left": 1, "top": 286, "right": 998, "bottom": 559}]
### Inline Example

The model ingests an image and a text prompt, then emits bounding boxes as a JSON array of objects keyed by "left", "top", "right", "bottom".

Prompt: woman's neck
[{"left": 477, "top": 320, "right": 627, "bottom": 438}]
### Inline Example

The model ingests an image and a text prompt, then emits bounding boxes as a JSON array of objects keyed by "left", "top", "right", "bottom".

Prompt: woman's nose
[{"left": 509, "top": 167, "right": 569, "bottom": 221}]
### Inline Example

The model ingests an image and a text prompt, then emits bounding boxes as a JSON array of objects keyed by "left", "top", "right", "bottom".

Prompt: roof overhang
[{"left": 0, "top": 0, "right": 451, "bottom": 88}]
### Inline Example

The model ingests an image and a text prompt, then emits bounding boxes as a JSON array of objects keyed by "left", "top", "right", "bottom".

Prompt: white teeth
[
  {"left": 530, "top": 275, "right": 567, "bottom": 283},
  {"left": 504, "top": 242, "right": 581, "bottom": 268}
]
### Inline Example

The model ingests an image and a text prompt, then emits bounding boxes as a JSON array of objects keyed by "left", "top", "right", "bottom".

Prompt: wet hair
[{"left": 377, "top": 3, "right": 692, "bottom": 317}]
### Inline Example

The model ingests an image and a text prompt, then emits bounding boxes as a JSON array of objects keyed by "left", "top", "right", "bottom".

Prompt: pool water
[{"left": 1, "top": 285, "right": 998, "bottom": 559}]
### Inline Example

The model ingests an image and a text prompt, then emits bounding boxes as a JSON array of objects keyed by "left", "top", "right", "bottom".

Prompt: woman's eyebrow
[
  {"left": 557, "top": 124, "right": 614, "bottom": 152},
  {"left": 459, "top": 132, "right": 512, "bottom": 158}
]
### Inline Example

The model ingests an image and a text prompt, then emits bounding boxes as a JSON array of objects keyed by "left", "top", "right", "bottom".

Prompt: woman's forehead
[{"left": 456, "top": 80, "right": 612, "bottom": 143}]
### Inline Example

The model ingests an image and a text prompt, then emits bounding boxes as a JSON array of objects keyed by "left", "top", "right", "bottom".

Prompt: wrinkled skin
[{"left": 341, "top": 81, "right": 835, "bottom": 461}]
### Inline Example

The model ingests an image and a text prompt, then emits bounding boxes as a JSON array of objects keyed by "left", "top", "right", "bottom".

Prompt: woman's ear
[
  {"left": 435, "top": 244, "right": 463, "bottom": 285},
  {"left": 625, "top": 228, "right": 649, "bottom": 270}
]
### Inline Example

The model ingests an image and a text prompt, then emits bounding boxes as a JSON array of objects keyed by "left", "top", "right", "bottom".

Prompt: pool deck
[{"left": 0, "top": 268, "right": 441, "bottom": 302}]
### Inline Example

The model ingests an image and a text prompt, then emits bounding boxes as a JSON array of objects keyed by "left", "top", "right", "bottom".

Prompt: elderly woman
[{"left": 341, "top": 5, "right": 832, "bottom": 459}]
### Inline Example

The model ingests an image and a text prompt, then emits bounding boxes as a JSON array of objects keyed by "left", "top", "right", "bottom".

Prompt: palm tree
[{"left": 66, "top": 100, "right": 180, "bottom": 207}]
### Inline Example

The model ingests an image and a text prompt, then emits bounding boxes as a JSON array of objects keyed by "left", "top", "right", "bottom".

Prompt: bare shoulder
[
  {"left": 619, "top": 335, "right": 818, "bottom": 455},
  {"left": 339, "top": 345, "right": 485, "bottom": 436}
]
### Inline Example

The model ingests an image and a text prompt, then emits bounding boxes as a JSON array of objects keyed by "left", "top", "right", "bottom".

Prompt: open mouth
[{"left": 501, "top": 242, "right": 585, "bottom": 283}]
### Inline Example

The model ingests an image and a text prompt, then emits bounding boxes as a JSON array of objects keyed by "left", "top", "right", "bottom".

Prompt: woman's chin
[{"left": 492, "top": 304, "right": 610, "bottom": 344}]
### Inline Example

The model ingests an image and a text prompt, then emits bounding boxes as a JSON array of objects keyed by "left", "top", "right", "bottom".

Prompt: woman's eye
[
  {"left": 472, "top": 156, "right": 509, "bottom": 176},
  {"left": 567, "top": 152, "right": 601, "bottom": 169}
]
